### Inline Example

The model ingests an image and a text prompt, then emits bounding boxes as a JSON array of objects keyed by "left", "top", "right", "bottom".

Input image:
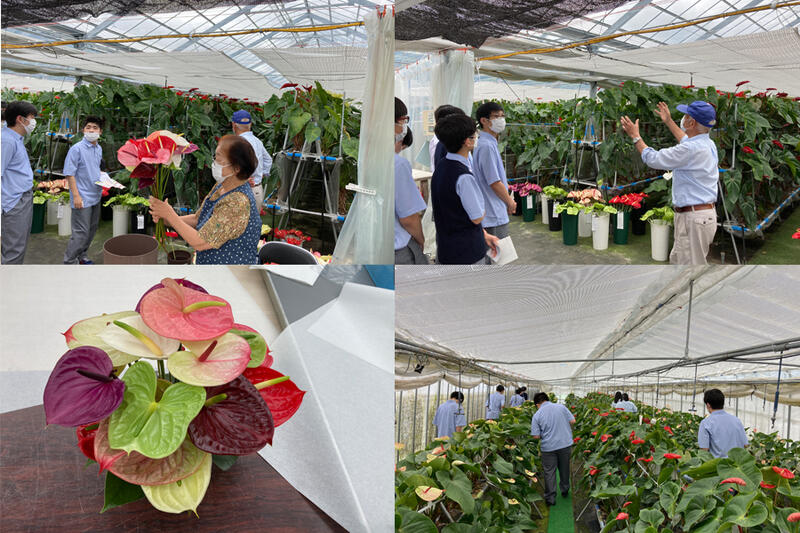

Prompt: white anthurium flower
[{"left": 99, "top": 314, "right": 181, "bottom": 360}]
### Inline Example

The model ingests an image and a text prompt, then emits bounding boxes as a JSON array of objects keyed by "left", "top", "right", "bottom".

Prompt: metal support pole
[
  {"left": 424, "top": 383, "right": 431, "bottom": 445},
  {"left": 771, "top": 353, "right": 785, "bottom": 430},
  {"left": 396, "top": 390, "right": 403, "bottom": 462},
  {"left": 684, "top": 279, "right": 694, "bottom": 360},
  {"left": 412, "top": 387, "right": 418, "bottom": 451},
  {"left": 690, "top": 364, "right": 699, "bottom": 412}
]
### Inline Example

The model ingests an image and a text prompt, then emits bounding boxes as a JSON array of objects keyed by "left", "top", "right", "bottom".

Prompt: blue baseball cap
[
  {"left": 232, "top": 110, "right": 252, "bottom": 125},
  {"left": 676, "top": 101, "right": 716, "bottom": 128}
]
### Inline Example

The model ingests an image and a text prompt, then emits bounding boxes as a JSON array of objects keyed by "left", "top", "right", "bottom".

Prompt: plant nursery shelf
[{"left": 0, "top": 404, "right": 345, "bottom": 533}]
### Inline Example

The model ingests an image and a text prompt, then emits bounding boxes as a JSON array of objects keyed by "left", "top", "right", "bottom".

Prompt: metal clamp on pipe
[{"left": 345, "top": 183, "right": 376, "bottom": 196}]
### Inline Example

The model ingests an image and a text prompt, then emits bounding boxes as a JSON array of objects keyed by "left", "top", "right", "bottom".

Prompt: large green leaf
[
  {"left": 397, "top": 508, "right": 437, "bottom": 533},
  {"left": 659, "top": 481, "right": 680, "bottom": 515},
  {"left": 101, "top": 472, "right": 145, "bottom": 513},
  {"left": 108, "top": 362, "right": 205, "bottom": 459},
  {"left": 142, "top": 451, "right": 212, "bottom": 515},
  {"left": 288, "top": 111, "right": 311, "bottom": 138},
  {"left": 719, "top": 496, "right": 767, "bottom": 529},
  {"left": 436, "top": 468, "right": 475, "bottom": 516},
  {"left": 716, "top": 448, "right": 762, "bottom": 492}
]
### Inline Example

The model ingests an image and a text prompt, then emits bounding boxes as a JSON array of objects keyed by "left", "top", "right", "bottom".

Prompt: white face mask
[
  {"left": 394, "top": 122, "right": 408, "bottom": 143},
  {"left": 23, "top": 117, "right": 37, "bottom": 135},
  {"left": 680, "top": 116, "right": 689, "bottom": 132},
  {"left": 490, "top": 117, "right": 506, "bottom": 134},
  {"left": 211, "top": 161, "right": 231, "bottom": 183},
  {"left": 1, "top": 121, "right": 6, "bottom": 128},
  {"left": 84, "top": 132, "right": 100, "bottom": 142}
]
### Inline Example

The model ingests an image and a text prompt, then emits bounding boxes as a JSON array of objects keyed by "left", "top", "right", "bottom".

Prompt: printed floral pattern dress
[{"left": 195, "top": 181, "right": 261, "bottom": 264}]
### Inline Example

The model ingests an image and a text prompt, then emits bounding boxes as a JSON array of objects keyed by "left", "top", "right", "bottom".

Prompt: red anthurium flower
[
  {"left": 624, "top": 455, "right": 631, "bottom": 462},
  {"left": 792, "top": 228, "right": 800, "bottom": 239},
  {"left": 741, "top": 146, "right": 755, "bottom": 154},
  {"left": 589, "top": 467, "right": 599, "bottom": 476},
  {"left": 622, "top": 501, "right": 632, "bottom": 508},
  {"left": 777, "top": 92, "right": 788, "bottom": 97},
  {"left": 772, "top": 466, "right": 795, "bottom": 479},
  {"left": 642, "top": 417, "right": 650, "bottom": 424},
  {"left": 735, "top": 91, "right": 746, "bottom": 97},
  {"left": 629, "top": 430, "right": 636, "bottom": 439},
  {"left": 682, "top": 85, "right": 695, "bottom": 89},
  {"left": 631, "top": 438, "right": 645, "bottom": 445},
  {"left": 600, "top": 434, "right": 612, "bottom": 442},
  {"left": 788, "top": 512, "right": 800, "bottom": 522},
  {"left": 280, "top": 83, "right": 299, "bottom": 90},
  {"left": 599, "top": 413, "right": 609, "bottom": 417},
  {"left": 164, "top": 231, "right": 179, "bottom": 238},
  {"left": 616, "top": 512, "right": 629, "bottom": 520},
  {"left": 592, "top": 407, "right": 600, "bottom": 411},
  {"left": 242, "top": 367, "right": 305, "bottom": 426},
  {"left": 772, "top": 140, "right": 785, "bottom": 149},
  {"left": 76, "top": 423, "right": 99, "bottom": 462},
  {"left": 765, "top": 88, "right": 777, "bottom": 91},
  {"left": 759, "top": 482, "right": 776, "bottom": 489},
  {"left": 592, "top": 431, "right": 598, "bottom": 436},
  {"left": 638, "top": 457, "right": 653, "bottom": 462},
  {"left": 736, "top": 80, "right": 750, "bottom": 87},
  {"left": 664, "top": 425, "right": 673, "bottom": 435},
  {"left": 664, "top": 453, "right": 682, "bottom": 460},
  {"left": 720, "top": 477, "right": 747, "bottom": 486},
  {"left": 573, "top": 437, "right": 581, "bottom": 443}
]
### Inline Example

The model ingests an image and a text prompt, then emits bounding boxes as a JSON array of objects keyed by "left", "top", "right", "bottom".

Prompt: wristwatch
[{"left": 631, "top": 136, "right": 641, "bottom": 144}]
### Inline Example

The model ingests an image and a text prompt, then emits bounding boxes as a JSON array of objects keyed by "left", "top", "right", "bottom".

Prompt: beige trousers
[
  {"left": 670, "top": 208, "right": 717, "bottom": 265},
  {"left": 251, "top": 185, "right": 264, "bottom": 215}
]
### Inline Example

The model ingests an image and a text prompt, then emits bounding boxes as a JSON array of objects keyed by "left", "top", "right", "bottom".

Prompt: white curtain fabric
[
  {"left": 431, "top": 49, "right": 475, "bottom": 120},
  {"left": 331, "top": 9, "right": 394, "bottom": 264},
  {"left": 395, "top": 54, "right": 435, "bottom": 170}
]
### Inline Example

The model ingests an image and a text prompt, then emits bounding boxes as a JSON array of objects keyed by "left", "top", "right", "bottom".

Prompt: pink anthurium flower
[{"left": 168, "top": 333, "right": 251, "bottom": 387}]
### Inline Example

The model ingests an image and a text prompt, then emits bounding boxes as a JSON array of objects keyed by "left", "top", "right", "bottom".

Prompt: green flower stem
[
  {"left": 197, "top": 340, "right": 218, "bottom": 363},
  {"left": 113, "top": 320, "right": 163, "bottom": 357},
  {"left": 182, "top": 301, "right": 227, "bottom": 314},
  {"left": 255, "top": 376, "right": 291, "bottom": 390},
  {"left": 204, "top": 393, "right": 228, "bottom": 407},
  {"left": 157, "top": 360, "right": 166, "bottom": 380}
]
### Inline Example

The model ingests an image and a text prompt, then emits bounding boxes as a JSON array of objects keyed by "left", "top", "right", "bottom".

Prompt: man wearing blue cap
[
  {"left": 232, "top": 109, "right": 272, "bottom": 213},
  {"left": 621, "top": 100, "right": 719, "bottom": 264}
]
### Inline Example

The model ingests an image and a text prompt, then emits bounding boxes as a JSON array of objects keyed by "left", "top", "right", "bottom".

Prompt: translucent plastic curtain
[
  {"left": 431, "top": 49, "right": 475, "bottom": 121},
  {"left": 395, "top": 55, "right": 435, "bottom": 170},
  {"left": 332, "top": 8, "right": 394, "bottom": 264}
]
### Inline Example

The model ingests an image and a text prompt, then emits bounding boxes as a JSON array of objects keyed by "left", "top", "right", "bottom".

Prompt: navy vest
[
  {"left": 434, "top": 140, "right": 448, "bottom": 168},
  {"left": 431, "top": 156, "right": 487, "bottom": 264}
]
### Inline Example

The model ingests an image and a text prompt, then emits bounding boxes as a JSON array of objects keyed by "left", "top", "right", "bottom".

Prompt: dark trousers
[
  {"left": 541, "top": 445, "right": 571, "bottom": 504},
  {"left": 63, "top": 203, "right": 100, "bottom": 264},
  {"left": 1, "top": 190, "right": 33, "bottom": 264}
]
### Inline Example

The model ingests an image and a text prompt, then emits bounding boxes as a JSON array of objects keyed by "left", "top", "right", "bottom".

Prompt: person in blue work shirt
[
  {"left": 698, "top": 388, "right": 748, "bottom": 458},
  {"left": 62, "top": 116, "right": 104, "bottom": 264},
  {"left": 431, "top": 113, "right": 499, "bottom": 264},
  {"left": 611, "top": 391, "right": 624, "bottom": 409},
  {"left": 621, "top": 100, "right": 719, "bottom": 265},
  {"left": 232, "top": 109, "right": 272, "bottom": 214},
  {"left": 510, "top": 387, "right": 525, "bottom": 407},
  {"left": 433, "top": 391, "right": 466, "bottom": 439},
  {"left": 395, "top": 98, "right": 428, "bottom": 264},
  {"left": 430, "top": 105, "right": 468, "bottom": 172},
  {"left": 531, "top": 392, "right": 576, "bottom": 506},
  {"left": 1, "top": 101, "right": 38, "bottom": 264},
  {"left": 485, "top": 384, "right": 505, "bottom": 419},
  {"left": 473, "top": 102, "right": 516, "bottom": 239}
]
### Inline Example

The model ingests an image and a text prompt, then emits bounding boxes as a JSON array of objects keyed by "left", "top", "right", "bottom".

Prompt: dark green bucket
[
  {"left": 612, "top": 211, "right": 631, "bottom": 245},
  {"left": 521, "top": 194, "right": 536, "bottom": 222},
  {"left": 31, "top": 202, "right": 46, "bottom": 233},
  {"left": 562, "top": 213, "right": 578, "bottom": 245}
]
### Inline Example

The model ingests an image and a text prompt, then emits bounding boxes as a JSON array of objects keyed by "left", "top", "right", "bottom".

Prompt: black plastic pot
[
  {"left": 632, "top": 204, "right": 647, "bottom": 235},
  {"left": 547, "top": 199, "right": 562, "bottom": 231}
]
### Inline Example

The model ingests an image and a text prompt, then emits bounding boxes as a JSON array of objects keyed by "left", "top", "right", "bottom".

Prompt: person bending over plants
[{"left": 149, "top": 135, "right": 261, "bottom": 264}]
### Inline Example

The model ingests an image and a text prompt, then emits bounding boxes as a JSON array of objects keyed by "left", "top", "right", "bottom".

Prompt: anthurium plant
[
  {"left": 103, "top": 193, "right": 150, "bottom": 209},
  {"left": 608, "top": 193, "right": 648, "bottom": 213},
  {"left": 542, "top": 185, "right": 567, "bottom": 200},
  {"left": 640, "top": 206, "right": 675, "bottom": 225},
  {"left": 554, "top": 200, "right": 584, "bottom": 216},
  {"left": 508, "top": 182, "right": 542, "bottom": 197},
  {"left": 44, "top": 278, "right": 305, "bottom": 516},
  {"left": 582, "top": 202, "right": 618, "bottom": 216},
  {"left": 395, "top": 403, "right": 545, "bottom": 532}
]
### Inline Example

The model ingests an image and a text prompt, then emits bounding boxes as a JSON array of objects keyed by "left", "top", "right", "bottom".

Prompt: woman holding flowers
[{"left": 149, "top": 135, "right": 261, "bottom": 264}]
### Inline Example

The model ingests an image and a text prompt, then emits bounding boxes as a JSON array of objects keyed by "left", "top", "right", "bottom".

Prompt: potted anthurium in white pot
[
  {"left": 582, "top": 202, "right": 618, "bottom": 251},
  {"left": 567, "top": 188, "right": 602, "bottom": 238},
  {"left": 104, "top": 194, "right": 150, "bottom": 237},
  {"left": 640, "top": 206, "right": 674, "bottom": 261}
]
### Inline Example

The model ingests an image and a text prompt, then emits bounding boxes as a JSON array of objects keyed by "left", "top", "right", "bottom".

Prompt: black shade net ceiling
[
  {"left": 396, "top": 0, "right": 629, "bottom": 48},
  {"left": 1, "top": 0, "right": 283, "bottom": 28}
]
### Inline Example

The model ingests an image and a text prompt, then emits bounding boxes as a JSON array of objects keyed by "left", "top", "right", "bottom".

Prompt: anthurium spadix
[
  {"left": 98, "top": 314, "right": 180, "bottom": 360},
  {"left": 188, "top": 376, "right": 275, "bottom": 455},
  {"left": 135, "top": 278, "right": 208, "bottom": 313},
  {"left": 139, "top": 278, "right": 234, "bottom": 341},
  {"left": 64, "top": 311, "right": 140, "bottom": 367},
  {"left": 142, "top": 452, "right": 212, "bottom": 515},
  {"left": 229, "top": 324, "right": 269, "bottom": 368},
  {"left": 43, "top": 346, "right": 125, "bottom": 427},
  {"left": 94, "top": 418, "right": 206, "bottom": 486},
  {"left": 168, "top": 333, "right": 251, "bottom": 387},
  {"left": 108, "top": 361, "right": 205, "bottom": 459},
  {"left": 243, "top": 366, "right": 306, "bottom": 427}
]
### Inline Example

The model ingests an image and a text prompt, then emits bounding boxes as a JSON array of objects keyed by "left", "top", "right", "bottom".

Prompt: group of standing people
[
  {"left": 1, "top": 101, "right": 272, "bottom": 265},
  {"left": 611, "top": 391, "right": 639, "bottom": 413}
]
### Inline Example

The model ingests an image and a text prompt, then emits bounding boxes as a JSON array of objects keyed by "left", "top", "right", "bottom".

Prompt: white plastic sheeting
[
  {"left": 331, "top": 9, "right": 394, "bottom": 264},
  {"left": 395, "top": 265, "right": 800, "bottom": 394}
]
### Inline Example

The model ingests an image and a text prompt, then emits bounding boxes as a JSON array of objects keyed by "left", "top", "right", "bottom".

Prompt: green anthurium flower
[
  {"left": 142, "top": 451, "right": 212, "bottom": 515},
  {"left": 64, "top": 311, "right": 140, "bottom": 366},
  {"left": 167, "top": 333, "right": 251, "bottom": 387},
  {"left": 108, "top": 361, "right": 205, "bottom": 459},
  {"left": 99, "top": 314, "right": 180, "bottom": 360}
]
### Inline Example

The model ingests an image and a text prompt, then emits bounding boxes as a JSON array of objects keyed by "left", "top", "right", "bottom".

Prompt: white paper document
[
  {"left": 488, "top": 236, "right": 518, "bottom": 265},
  {"left": 95, "top": 171, "right": 126, "bottom": 189}
]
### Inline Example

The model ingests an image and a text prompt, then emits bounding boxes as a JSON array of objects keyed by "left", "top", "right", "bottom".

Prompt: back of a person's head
[
  {"left": 434, "top": 104, "right": 464, "bottom": 124},
  {"left": 219, "top": 134, "right": 257, "bottom": 180},
  {"left": 450, "top": 391, "right": 464, "bottom": 401},
  {"left": 515, "top": 387, "right": 523, "bottom": 395},
  {"left": 622, "top": 393, "right": 630, "bottom": 401},
  {"left": 704, "top": 388, "right": 725, "bottom": 410},
  {"left": 4, "top": 101, "right": 38, "bottom": 127},
  {"left": 434, "top": 114, "right": 476, "bottom": 153},
  {"left": 395, "top": 97, "right": 408, "bottom": 122},
  {"left": 496, "top": 384, "right": 504, "bottom": 392},
  {"left": 475, "top": 101, "right": 504, "bottom": 128},
  {"left": 614, "top": 391, "right": 623, "bottom": 403},
  {"left": 533, "top": 392, "right": 549, "bottom": 405}
]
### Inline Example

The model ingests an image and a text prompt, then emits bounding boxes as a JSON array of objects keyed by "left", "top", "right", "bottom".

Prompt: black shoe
[
  {"left": 546, "top": 500, "right": 556, "bottom": 506},
  {"left": 561, "top": 491, "right": 569, "bottom": 498}
]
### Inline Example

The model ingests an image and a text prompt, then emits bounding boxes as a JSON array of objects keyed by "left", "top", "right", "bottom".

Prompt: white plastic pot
[
  {"left": 592, "top": 214, "right": 610, "bottom": 250},
  {"left": 650, "top": 219, "right": 671, "bottom": 261},
  {"left": 540, "top": 195, "right": 549, "bottom": 225},
  {"left": 112, "top": 205, "right": 130, "bottom": 237},
  {"left": 578, "top": 211, "right": 592, "bottom": 237},
  {"left": 46, "top": 200, "right": 59, "bottom": 225},
  {"left": 57, "top": 202, "right": 71, "bottom": 236}
]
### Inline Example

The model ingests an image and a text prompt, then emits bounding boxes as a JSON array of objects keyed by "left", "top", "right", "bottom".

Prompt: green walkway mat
[{"left": 546, "top": 470, "right": 575, "bottom": 533}]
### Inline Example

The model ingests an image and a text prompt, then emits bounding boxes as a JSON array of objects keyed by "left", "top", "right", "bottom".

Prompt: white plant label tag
[
  {"left": 592, "top": 215, "right": 599, "bottom": 232},
  {"left": 617, "top": 213, "right": 625, "bottom": 230},
  {"left": 553, "top": 202, "right": 560, "bottom": 218},
  {"left": 57, "top": 204, "right": 64, "bottom": 219},
  {"left": 137, "top": 215, "right": 145, "bottom": 230},
  {"left": 526, "top": 195, "right": 533, "bottom": 209}
]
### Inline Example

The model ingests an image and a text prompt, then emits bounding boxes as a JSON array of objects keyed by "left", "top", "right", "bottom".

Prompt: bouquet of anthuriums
[{"left": 43, "top": 278, "right": 305, "bottom": 516}]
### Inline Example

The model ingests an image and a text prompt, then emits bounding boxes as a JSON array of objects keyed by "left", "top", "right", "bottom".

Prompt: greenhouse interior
[
  {"left": 1, "top": 0, "right": 395, "bottom": 265},
  {"left": 395, "top": 0, "right": 800, "bottom": 265},
  {"left": 394, "top": 265, "right": 800, "bottom": 532}
]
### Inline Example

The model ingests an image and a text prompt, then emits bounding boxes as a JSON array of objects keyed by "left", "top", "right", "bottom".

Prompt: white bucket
[
  {"left": 46, "top": 200, "right": 59, "bottom": 225},
  {"left": 112, "top": 205, "right": 130, "bottom": 237},
  {"left": 57, "top": 202, "right": 71, "bottom": 236},
  {"left": 650, "top": 220, "right": 671, "bottom": 261},
  {"left": 578, "top": 211, "right": 592, "bottom": 237},
  {"left": 540, "top": 195, "right": 549, "bottom": 225},
  {"left": 592, "top": 214, "right": 610, "bottom": 250}
]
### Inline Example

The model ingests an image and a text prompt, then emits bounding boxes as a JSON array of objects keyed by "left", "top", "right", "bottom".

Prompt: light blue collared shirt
[
  {"left": 531, "top": 401, "right": 575, "bottom": 452},
  {"left": 394, "top": 154, "right": 426, "bottom": 250},
  {"left": 510, "top": 394, "right": 524, "bottom": 407},
  {"left": 620, "top": 400, "right": 638, "bottom": 413},
  {"left": 445, "top": 153, "right": 485, "bottom": 221},
  {"left": 433, "top": 399, "right": 464, "bottom": 438},
  {"left": 473, "top": 133, "right": 509, "bottom": 228},
  {"left": 63, "top": 137, "right": 103, "bottom": 208},
  {"left": 485, "top": 391, "right": 505, "bottom": 419},
  {"left": 239, "top": 131, "right": 272, "bottom": 185},
  {"left": 698, "top": 409, "right": 748, "bottom": 458},
  {"left": 1, "top": 127, "right": 34, "bottom": 213},
  {"left": 641, "top": 133, "right": 719, "bottom": 208}
]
